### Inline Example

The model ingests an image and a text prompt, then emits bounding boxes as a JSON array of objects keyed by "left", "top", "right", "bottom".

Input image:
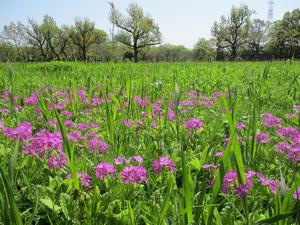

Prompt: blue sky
[{"left": 0, "top": 0, "right": 299, "bottom": 48}]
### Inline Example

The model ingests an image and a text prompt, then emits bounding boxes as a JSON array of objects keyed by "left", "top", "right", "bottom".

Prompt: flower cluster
[
  {"left": 24, "top": 92, "right": 38, "bottom": 105},
  {"left": 48, "top": 153, "right": 68, "bottom": 169},
  {"left": 88, "top": 138, "right": 108, "bottom": 153},
  {"left": 220, "top": 170, "right": 285, "bottom": 198},
  {"left": 3, "top": 122, "right": 32, "bottom": 141},
  {"left": 294, "top": 187, "right": 300, "bottom": 200},
  {"left": 256, "top": 132, "right": 270, "bottom": 144},
  {"left": 222, "top": 171, "right": 237, "bottom": 194},
  {"left": 95, "top": 162, "right": 116, "bottom": 180},
  {"left": 261, "top": 113, "right": 282, "bottom": 128},
  {"left": 120, "top": 166, "right": 147, "bottom": 185},
  {"left": 22, "top": 130, "right": 62, "bottom": 157},
  {"left": 134, "top": 97, "right": 148, "bottom": 107},
  {"left": 152, "top": 156, "right": 176, "bottom": 173},
  {"left": 275, "top": 127, "right": 300, "bottom": 163},
  {"left": 202, "top": 164, "right": 219, "bottom": 170},
  {"left": 114, "top": 156, "right": 144, "bottom": 165},
  {"left": 184, "top": 118, "right": 202, "bottom": 131},
  {"left": 67, "top": 172, "right": 91, "bottom": 188}
]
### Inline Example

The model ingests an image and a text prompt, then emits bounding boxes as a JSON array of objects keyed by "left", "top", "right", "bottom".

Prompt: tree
[
  {"left": 69, "top": 18, "right": 107, "bottom": 61},
  {"left": 109, "top": 2, "right": 161, "bottom": 62},
  {"left": 246, "top": 19, "right": 268, "bottom": 59},
  {"left": 26, "top": 18, "right": 48, "bottom": 60},
  {"left": 211, "top": 5, "right": 254, "bottom": 60},
  {"left": 1, "top": 22, "right": 27, "bottom": 60},
  {"left": 39, "top": 15, "right": 61, "bottom": 60},
  {"left": 0, "top": 42, "right": 18, "bottom": 62},
  {"left": 267, "top": 9, "right": 300, "bottom": 59},
  {"left": 193, "top": 38, "right": 216, "bottom": 61},
  {"left": 56, "top": 25, "right": 71, "bottom": 60}
]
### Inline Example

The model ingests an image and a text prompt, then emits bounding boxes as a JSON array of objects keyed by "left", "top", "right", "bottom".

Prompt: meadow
[{"left": 0, "top": 61, "right": 299, "bottom": 225}]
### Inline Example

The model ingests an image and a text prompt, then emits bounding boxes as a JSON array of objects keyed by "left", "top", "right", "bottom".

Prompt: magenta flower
[
  {"left": 212, "top": 91, "right": 222, "bottom": 100},
  {"left": 256, "top": 132, "right": 270, "bottom": 144},
  {"left": 0, "top": 120, "right": 4, "bottom": 129},
  {"left": 169, "top": 103, "right": 175, "bottom": 109},
  {"left": 87, "top": 131, "right": 98, "bottom": 138},
  {"left": 275, "top": 142, "right": 290, "bottom": 153},
  {"left": 95, "top": 162, "right": 116, "bottom": 180},
  {"left": 202, "top": 164, "right": 219, "bottom": 170},
  {"left": 54, "top": 102, "right": 64, "bottom": 110},
  {"left": 234, "top": 171, "right": 257, "bottom": 198},
  {"left": 15, "top": 106, "right": 23, "bottom": 112},
  {"left": 88, "top": 138, "right": 108, "bottom": 153},
  {"left": 152, "top": 103, "right": 161, "bottom": 115},
  {"left": 258, "top": 174, "right": 280, "bottom": 195},
  {"left": 236, "top": 122, "right": 245, "bottom": 130},
  {"left": 123, "top": 120, "right": 134, "bottom": 127},
  {"left": 2, "top": 90, "right": 9, "bottom": 101},
  {"left": 68, "top": 132, "right": 83, "bottom": 143},
  {"left": 24, "top": 92, "right": 38, "bottom": 105},
  {"left": 222, "top": 170, "right": 237, "bottom": 194},
  {"left": 179, "top": 100, "right": 196, "bottom": 107},
  {"left": 61, "top": 111, "right": 72, "bottom": 117},
  {"left": 293, "top": 105, "right": 300, "bottom": 111},
  {"left": 276, "top": 127, "right": 300, "bottom": 143},
  {"left": 129, "top": 156, "right": 144, "bottom": 163},
  {"left": 22, "top": 130, "right": 62, "bottom": 157},
  {"left": 120, "top": 166, "right": 147, "bottom": 185},
  {"left": 114, "top": 157, "right": 126, "bottom": 165},
  {"left": 293, "top": 187, "right": 300, "bottom": 200},
  {"left": 3, "top": 122, "right": 32, "bottom": 141},
  {"left": 48, "top": 152, "right": 68, "bottom": 169},
  {"left": 199, "top": 101, "right": 214, "bottom": 107},
  {"left": 134, "top": 97, "right": 148, "bottom": 107},
  {"left": 78, "top": 172, "right": 91, "bottom": 188},
  {"left": 89, "top": 122, "right": 99, "bottom": 128},
  {"left": 66, "top": 172, "right": 91, "bottom": 188},
  {"left": 184, "top": 118, "right": 203, "bottom": 131},
  {"left": 261, "top": 114, "right": 281, "bottom": 128},
  {"left": 215, "top": 151, "right": 224, "bottom": 158},
  {"left": 286, "top": 114, "right": 298, "bottom": 119},
  {"left": 48, "top": 120, "right": 57, "bottom": 126},
  {"left": 64, "top": 120, "right": 74, "bottom": 129},
  {"left": 0, "top": 109, "right": 10, "bottom": 116},
  {"left": 169, "top": 110, "right": 175, "bottom": 122},
  {"left": 209, "top": 179, "right": 216, "bottom": 186},
  {"left": 76, "top": 123, "right": 90, "bottom": 131},
  {"left": 287, "top": 144, "right": 300, "bottom": 164},
  {"left": 152, "top": 156, "right": 175, "bottom": 174}
]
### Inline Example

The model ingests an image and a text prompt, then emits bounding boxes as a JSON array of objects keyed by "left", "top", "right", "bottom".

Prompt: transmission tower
[{"left": 268, "top": 0, "right": 274, "bottom": 22}]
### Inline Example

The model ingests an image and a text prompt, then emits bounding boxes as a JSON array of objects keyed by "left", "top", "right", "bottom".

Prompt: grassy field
[{"left": 0, "top": 61, "right": 299, "bottom": 225}]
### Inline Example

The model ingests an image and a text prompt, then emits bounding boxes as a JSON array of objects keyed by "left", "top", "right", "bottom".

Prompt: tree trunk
[
  {"left": 231, "top": 45, "right": 237, "bottom": 61},
  {"left": 39, "top": 43, "right": 47, "bottom": 60},
  {"left": 133, "top": 36, "right": 138, "bottom": 63},
  {"left": 134, "top": 48, "right": 138, "bottom": 63},
  {"left": 82, "top": 46, "right": 87, "bottom": 62}
]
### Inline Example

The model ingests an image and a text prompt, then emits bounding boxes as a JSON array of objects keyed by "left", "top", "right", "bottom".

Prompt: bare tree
[{"left": 109, "top": 2, "right": 161, "bottom": 62}]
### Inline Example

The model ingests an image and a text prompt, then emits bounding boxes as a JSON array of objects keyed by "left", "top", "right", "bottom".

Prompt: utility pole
[{"left": 268, "top": 0, "right": 274, "bottom": 22}]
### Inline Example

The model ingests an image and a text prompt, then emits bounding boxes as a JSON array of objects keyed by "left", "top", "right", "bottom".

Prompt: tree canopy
[{"left": 0, "top": 3, "right": 299, "bottom": 62}]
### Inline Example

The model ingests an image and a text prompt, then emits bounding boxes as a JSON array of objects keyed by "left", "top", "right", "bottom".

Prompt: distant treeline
[{"left": 0, "top": 3, "right": 299, "bottom": 63}]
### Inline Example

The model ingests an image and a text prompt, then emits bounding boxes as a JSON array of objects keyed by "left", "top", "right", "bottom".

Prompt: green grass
[{"left": 0, "top": 61, "right": 299, "bottom": 225}]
